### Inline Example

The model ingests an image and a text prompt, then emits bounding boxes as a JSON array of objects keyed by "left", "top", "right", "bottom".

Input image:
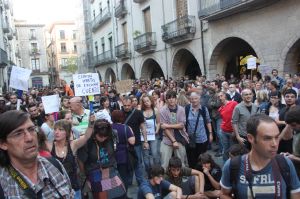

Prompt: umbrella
[{"left": 239, "top": 55, "right": 260, "bottom": 66}]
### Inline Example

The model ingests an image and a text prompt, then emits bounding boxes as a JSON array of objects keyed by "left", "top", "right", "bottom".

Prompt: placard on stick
[
  {"left": 42, "top": 95, "right": 60, "bottom": 114},
  {"left": 115, "top": 79, "right": 133, "bottom": 94},
  {"left": 73, "top": 73, "right": 100, "bottom": 96},
  {"left": 9, "top": 66, "right": 32, "bottom": 91},
  {"left": 247, "top": 57, "right": 257, "bottom": 70}
]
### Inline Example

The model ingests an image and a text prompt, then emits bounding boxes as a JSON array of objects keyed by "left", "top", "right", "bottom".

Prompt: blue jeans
[
  {"left": 221, "top": 130, "right": 235, "bottom": 161},
  {"left": 74, "top": 189, "right": 81, "bottom": 199},
  {"left": 128, "top": 144, "right": 145, "bottom": 185},
  {"left": 143, "top": 136, "right": 161, "bottom": 173},
  {"left": 213, "top": 118, "right": 223, "bottom": 153}
]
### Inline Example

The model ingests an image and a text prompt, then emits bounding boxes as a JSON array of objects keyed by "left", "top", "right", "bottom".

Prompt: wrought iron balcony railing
[
  {"left": 134, "top": 32, "right": 156, "bottom": 54},
  {"left": 29, "top": 48, "right": 40, "bottom": 56},
  {"left": 93, "top": 50, "right": 115, "bottom": 66},
  {"left": 133, "top": 0, "right": 147, "bottom": 3},
  {"left": 198, "top": 0, "right": 279, "bottom": 21},
  {"left": 115, "top": 43, "right": 131, "bottom": 59},
  {"left": 115, "top": 1, "right": 127, "bottom": 18},
  {"left": 161, "top": 15, "right": 196, "bottom": 45},
  {"left": 91, "top": 8, "right": 111, "bottom": 32},
  {"left": 0, "top": 48, "right": 8, "bottom": 68}
]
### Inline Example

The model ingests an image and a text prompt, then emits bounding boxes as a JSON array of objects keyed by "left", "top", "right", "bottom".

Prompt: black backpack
[
  {"left": 230, "top": 154, "right": 291, "bottom": 199},
  {"left": 0, "top": 157, "right": 63, "bottom": 198}
]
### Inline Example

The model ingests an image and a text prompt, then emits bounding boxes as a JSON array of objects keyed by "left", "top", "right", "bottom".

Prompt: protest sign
[
  {"left": 115, "top": 79, "right": 133, "bottom": 94},
  {"left": 247, "top": 57, "right": 257, "bottom": 69},
  {"left": 73, "top": 73, "right": 100, "bottom": 96},
  {"left": 9, "top": 66, "right": 32, "bottom": 91},
  {"left": 41, "top": 95, "right": 60, "bottom": 114},
  {"left": 258, "top": 65, "right": 272, "bottom": 76},
  {"left": 141, "top": 120, "right": 156, "bottom": 141}
]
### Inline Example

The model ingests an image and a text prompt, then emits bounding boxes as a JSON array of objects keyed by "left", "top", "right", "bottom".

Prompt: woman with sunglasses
[{"left": 77, "top": 119, "right": 126, "bottom": 199}]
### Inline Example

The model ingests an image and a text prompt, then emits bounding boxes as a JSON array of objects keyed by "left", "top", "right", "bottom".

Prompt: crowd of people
[{"left": 0, "top": 69, "right": 300, "bottom": 198}]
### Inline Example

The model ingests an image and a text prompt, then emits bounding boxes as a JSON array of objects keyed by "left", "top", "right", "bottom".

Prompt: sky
[{"left": 13, "top": 0, "right": 77, "bottom": 24}]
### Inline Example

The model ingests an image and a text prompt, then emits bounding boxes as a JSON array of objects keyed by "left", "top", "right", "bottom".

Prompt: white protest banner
[
  {"left": 115, "top": 79, "right": 133, "bottom": 94},
  {"left": 73, "top": 73, "right": 100, "bottom": 96},
  {"left": 141, "top": 120, "right": 156, "bottom": 141},
  {"left": 247, "top": 57, "right": 257, "bottom": 70},
  {"left": 41, "top": 95, "right": 60, "bottom": 114},
  {"left": 9, "top": 66, "right": 32, "bottom": 91}
]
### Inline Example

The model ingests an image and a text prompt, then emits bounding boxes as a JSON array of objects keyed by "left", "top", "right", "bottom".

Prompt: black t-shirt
[
  {"left": 204, "top": 166, "right": 222, "bottom": 191},
  {"left": 124, "top": 109, "right": 145, "bottom": 145}
]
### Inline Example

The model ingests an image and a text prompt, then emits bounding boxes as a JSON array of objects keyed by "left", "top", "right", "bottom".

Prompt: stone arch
[
  {"left": 104, "top": 67, "right": 117, "bottom": 83},
  {"left": 172, "top": 48, "right": 201, "bottom": 79},
  {"left": 121, "top": 63, "right": 135, "bottom": 80},
  {"left": 209, "top": 37, "right": 259, "bottom": 79},
  {"left": 141, "top": 58, "right": 164, "bottom": 80},
  {"left": 280, "top": 35, "right": 300, "bottom": 74}
]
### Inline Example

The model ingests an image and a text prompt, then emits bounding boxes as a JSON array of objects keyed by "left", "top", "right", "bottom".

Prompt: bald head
[{"left": 69, "top": 97, "right": 83, "bottom": 114}]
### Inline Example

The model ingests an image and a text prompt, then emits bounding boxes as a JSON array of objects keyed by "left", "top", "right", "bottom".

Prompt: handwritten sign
[
  {"left": 73, "top": 73, "right": 100, "bottom": 96},
  {"left": 9, "top": 66, "right": 32, "bottom": 91},
  {"left": 141, "top": 120, "right": 156, "bottom": 141},
  {"left": 247, "top": 57, "right": 257, "bottom": 70},
  {"left": 115, "top": 79, "right": 133, "bottom": 94},
  {"left": 42, "top": 95, "right": 60, "bottom": 114}
]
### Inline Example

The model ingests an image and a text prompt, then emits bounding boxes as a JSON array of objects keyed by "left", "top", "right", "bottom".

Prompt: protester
[
  {"left": 61, "top": 80, "right": 74, "bottom": 97},
  {"left": 40, "top": 111, "right": 55, "bottom": 141},
  {"left": 165, "top": 157, "right": 206, "bottom": 199},
  {"left": 220, "top": 114, "right": 300, "bottom": 198},
  {"left": 137, "top": 165, "right": 182, "bottom": 199},
  {"left": 69, "top": 96, "right": 90, "bottom": 135},
  {"left": 140, "top": 94, "right": 161, "bottom": 173},
  {"left": 49, "top": 118, "right": 94, "bottom": 199},
  {"left": 0, "top": 110, "right": 74, "bottom": 198},
  {"left": 160, "top": 90, "right": 189, "bottom": 169},
  {"left": 197, "top": 153, "right": 222, "bottom": 198},
  {"left": 111, "top": 110, "right": 135, "bottom": 195},
  {"left": 77, "top": 119, "right": 126, "bottom": 199}
]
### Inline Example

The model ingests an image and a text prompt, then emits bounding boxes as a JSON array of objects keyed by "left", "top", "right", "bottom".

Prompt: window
[
  {"left": 31, "top": 58, "right": 40, "bottom": 70},
  {"left": 60, "top": 30, "right": 65, "bottom": 39},
  {"left": 93, "top": 10, "right": 96, "bottom": 18},
  {"left": 61, "top": 43, "right": 67, "bottom": 53},
  {"left": 31, "top": 43, "right": 38, "bottom": 53},
  {"left": 72, "top": 30, "right": 77, "bottom": 39},
  {"left": 143, "top": 7, "right": 152, "bottom": 33},
  {"left": 101, "top": 37, "right": 105, "bottom": 52},
  {"left": 30, "top": 29, "right": 36, "bottom": 39},
  {"left": 73, "top": 44, "right": 77, "bottom": 53},
  {"left": 95, "top": 41, "right": 98, "bottom": 55},
  {"left": 61, "top": 58, "right": 68, "bottom": 67}
]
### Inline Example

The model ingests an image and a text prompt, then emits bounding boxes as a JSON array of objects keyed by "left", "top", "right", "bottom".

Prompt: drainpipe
[
  {"left": 200, "top": 20, "right": 207, "bottom": 76},
  {"left": 113, "top": 0, "right": 119, "bottom": 80},
  {"left": 161, "top": 0, "right": 168, "bottom": 79},
  {"left": 130, "top": 0, "right": 136, "bottom": 77}
]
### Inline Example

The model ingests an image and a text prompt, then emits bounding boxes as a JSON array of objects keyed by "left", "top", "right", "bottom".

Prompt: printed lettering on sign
[{"left": 73, "top": 73, "right": 101, "bottom": 96}]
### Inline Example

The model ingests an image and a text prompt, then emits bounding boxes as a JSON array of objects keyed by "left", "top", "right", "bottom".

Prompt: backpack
[
  {"left": 0, "top": 157, "right": 63, "bottom": 198},
  {"left": 185, "top": 104, "right": 210, "bottom": 139},
  {"left": 230, "top": 154, "right": 291, "bottom": 199}
]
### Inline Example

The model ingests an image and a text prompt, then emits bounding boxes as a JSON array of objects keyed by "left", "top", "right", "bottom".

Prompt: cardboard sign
[
  {"left": 115, "top": 79, "right": 133, "bottom": 94},
  {"left": 9, "top": 66, "right": 32, "bottom": 91},
  {"left": 247, "top": 57, "right": 257, "bottom": 69},
  {"left": 41, "top": 95, "right": 60, "bottom": 114},
  {"left": 73, "top": 73, "right": 100, "bottom": 96}
]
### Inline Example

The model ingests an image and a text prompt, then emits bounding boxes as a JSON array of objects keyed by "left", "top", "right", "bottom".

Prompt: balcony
[
  {"left": 161, "top": 15, "right": 196, "bottom": 45},
  {"left": 91, "top": 8, "right": 111, "bottom": 32},
  {"left": 7, "top": 28, "right": 13, "bottom": 40},
  {"left": 29, "top": 48, "right": 40, "bottom": 56},
  {"left": 115, "top": 1, "right": 127, "bottom": 18},
  {"left": 134, "top": 32, "right": 156, "bottom": 54},
  {"left": 2, "top": 23, "right": 9, "bottom": 33},
  {"left": 198, "top": 0, "right": 279, "bottom": 21},
  {"left": 32, "top": 69, "right": 41, "bottom": 74},
  {"left": 0, "top": 49, "right": 8, "bottom": 68},
  {"left": 15, "top": 50, "right": 20, "bottom": 58},
  {"left": 94, "top": 50, "right": 115, "bottom": 66},
  {"left": 4, "top": 0, "right": 9, "bottom": 9},
  {"left": 133, "top": 0, "right": 147, "bottom": 3},
  {"left": 115, "top": 43, "right": 131, "bottom": 59},
  {"left": 29, "top": 35, "right": 37, "bottom": 40}
]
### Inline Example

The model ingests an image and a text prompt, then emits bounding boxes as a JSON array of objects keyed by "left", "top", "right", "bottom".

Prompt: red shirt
[{"left": 218, "top": 101, "right": 238, "bottom": 132}]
